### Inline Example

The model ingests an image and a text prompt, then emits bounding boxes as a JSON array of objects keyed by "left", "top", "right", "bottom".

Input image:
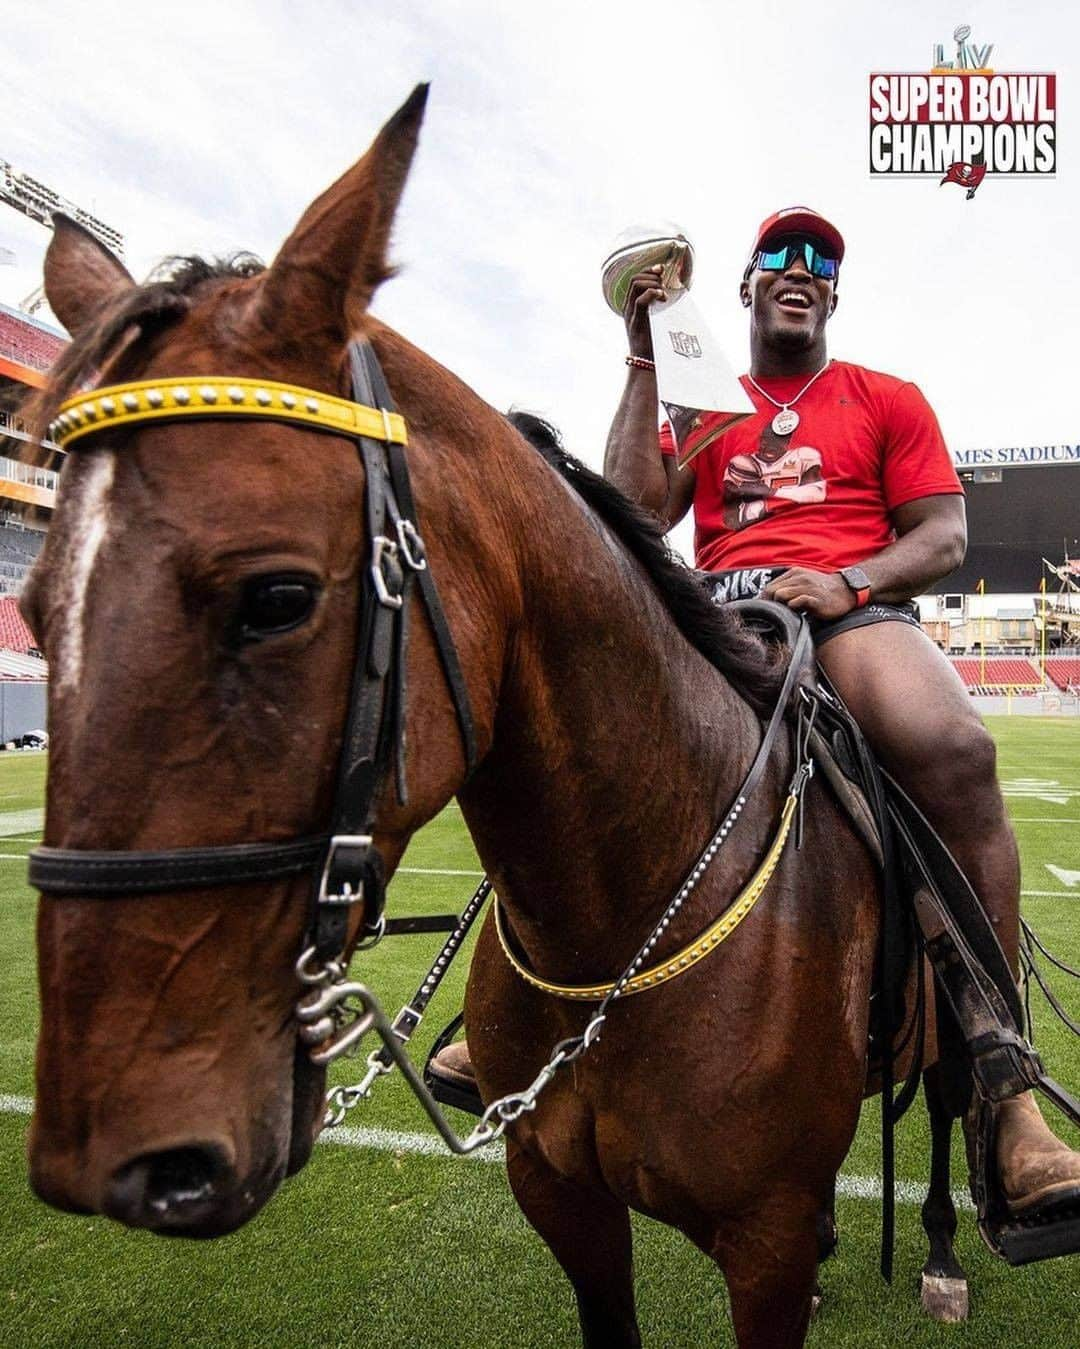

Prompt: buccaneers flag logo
[{"left": 940, "top": 158, "right": 987, "bottom": 200}]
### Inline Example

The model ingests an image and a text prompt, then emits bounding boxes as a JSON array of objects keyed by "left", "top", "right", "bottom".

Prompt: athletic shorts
[{"left": 700, "top": 567, "right": 921, "bottom": 648}]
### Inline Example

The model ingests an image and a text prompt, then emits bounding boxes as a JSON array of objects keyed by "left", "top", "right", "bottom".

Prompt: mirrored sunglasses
[{"left": 754, "top": 242, "right": 839, "bottom": 281}]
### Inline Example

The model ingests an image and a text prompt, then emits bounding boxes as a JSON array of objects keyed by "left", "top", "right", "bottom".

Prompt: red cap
[{"left": 749, "top": 206, "right": 845, "bottom": 265}]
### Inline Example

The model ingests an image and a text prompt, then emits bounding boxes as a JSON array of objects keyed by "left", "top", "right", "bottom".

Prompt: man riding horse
[
  {"left": 602, "top": 205, "right": 1080, "bottom": 1248},
  {"left": 433, "top": 204, "right": 1080, "bottom": 1255},
  {"left": 27, "top": 89, "right": 1077, "bottom": 1342}
]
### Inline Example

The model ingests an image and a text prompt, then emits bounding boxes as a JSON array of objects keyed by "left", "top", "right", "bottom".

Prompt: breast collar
[{"left": 29, "top": 340, "right": 479, "bottom": 970}]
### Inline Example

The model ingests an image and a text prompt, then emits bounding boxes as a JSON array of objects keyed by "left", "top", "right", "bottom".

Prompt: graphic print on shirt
[{"left": 722, "top": 422, "right": 827, "bottom": 530}]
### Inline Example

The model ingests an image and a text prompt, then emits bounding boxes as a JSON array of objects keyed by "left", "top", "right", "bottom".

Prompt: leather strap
[
  {"left": 28, "top": 837, "right": 327, "bottom": 896},
  {"left": 386, "top": 437, "right": 478, "bottom": 774},
  {"left": 50, "top": 375, "right": 409, "bottom": 451},
  {"left": 30, "top": 339, "right": 479, "bottom": 975}
]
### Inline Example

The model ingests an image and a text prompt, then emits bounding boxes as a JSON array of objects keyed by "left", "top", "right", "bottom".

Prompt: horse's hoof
[
  {"left": 810, "top": 1291, "right": 823, "bottom": 1319},
  {"left": 919, "top": 1272, "right": 969, "bottom": 1322}
]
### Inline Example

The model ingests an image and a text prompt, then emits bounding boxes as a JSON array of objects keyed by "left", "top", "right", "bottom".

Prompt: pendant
[{"left": 772, "top": 408, "right": 799, "bottom": 436}]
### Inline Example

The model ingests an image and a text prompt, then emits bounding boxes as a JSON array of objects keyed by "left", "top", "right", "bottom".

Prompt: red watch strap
[{"left": 839, "top": 568, "right": 872, "bottom": 608}]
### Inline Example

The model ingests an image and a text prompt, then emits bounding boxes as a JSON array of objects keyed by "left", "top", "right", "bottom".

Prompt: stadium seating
[
  {"left": 0, "top": 526, "right": 43, "bottom": 597},
  {"left": 0, "top": 595, "right": 38, "bottom": 653},
  {"left": 0, "top": 523, "right": 43, "bottom": 564},
  {"left": 0, "top": 309, "right": 65, "bottom": 373},
  {"left": 1044, "top": 658, "right": 1080, "bottom": 693},
  {"left": 950, "top": 657, "right": 1042, "bottom": 689}
]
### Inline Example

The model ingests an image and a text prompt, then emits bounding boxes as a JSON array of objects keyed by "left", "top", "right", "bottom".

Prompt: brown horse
[{"left": 25, "top": 89, "right": 887, "bottom": 1347}]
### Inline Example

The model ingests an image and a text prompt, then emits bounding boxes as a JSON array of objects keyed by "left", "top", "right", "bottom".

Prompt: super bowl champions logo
[{"left": 869, "top": 24, "right": 1056, "bottom": 199}]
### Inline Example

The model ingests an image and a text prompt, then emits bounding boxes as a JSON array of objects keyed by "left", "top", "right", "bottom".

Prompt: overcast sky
[{"left": 2, "top": 0, "right": 1074, "bottom": 558}]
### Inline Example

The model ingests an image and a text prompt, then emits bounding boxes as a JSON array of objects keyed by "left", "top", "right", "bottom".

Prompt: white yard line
[
  {"left": 0, "top": 809, "right": 44, "bottom": 837},
  {"left": 0, "top": 1092, "right": 971, "bottom": 1208},
  {"left": 399, "top": 866, "right": 484, "bottom": 877}
]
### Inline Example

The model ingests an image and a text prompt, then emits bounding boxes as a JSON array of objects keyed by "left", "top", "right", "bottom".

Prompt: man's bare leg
[{"left": 817, "top": 620, "right": 1080, "bottom": 1213}]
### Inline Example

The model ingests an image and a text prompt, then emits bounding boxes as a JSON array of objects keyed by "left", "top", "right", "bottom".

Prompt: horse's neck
[
  {"left": 370, "top": 323, "right": 764, "bottom": 973},
  {"left": 460, "top": 461, "right": 764, "bottom": 975}
]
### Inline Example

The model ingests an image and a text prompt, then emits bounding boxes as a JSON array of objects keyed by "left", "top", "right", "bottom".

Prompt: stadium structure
[
  {"left": 0, "top": 159, "right": 125, "bottom": 740},
  {"left": 0, "top": 162, "right": 1077, "bottom": 714},
  {"left": 919, "top": 455, "right": 1080, "bottom": 703}
]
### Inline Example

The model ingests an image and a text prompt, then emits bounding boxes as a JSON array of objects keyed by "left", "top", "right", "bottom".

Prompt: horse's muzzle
[
  {"left": 30, "top": 1126, "right": 284, "bottom": 1238},
  {"left": 102, "top": 1143, "right": 239, "bottom": 1235}
]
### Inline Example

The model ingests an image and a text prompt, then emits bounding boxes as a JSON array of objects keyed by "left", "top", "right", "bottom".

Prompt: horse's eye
[{"left": 236, "top": 575, "right": 320, "bottom": 642}]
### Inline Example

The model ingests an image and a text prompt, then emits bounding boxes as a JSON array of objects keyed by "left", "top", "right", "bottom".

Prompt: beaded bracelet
[{"left": 625, "top": 355, "right": 656, "bottom": 371}]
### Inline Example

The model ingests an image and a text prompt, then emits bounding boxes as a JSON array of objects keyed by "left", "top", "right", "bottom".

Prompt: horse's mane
[
  {"left": 506, "top": 411, "right": 782, "bottom": 715},
  {"left": 25, "top": 254, "right": 265, "bottom": 433}
]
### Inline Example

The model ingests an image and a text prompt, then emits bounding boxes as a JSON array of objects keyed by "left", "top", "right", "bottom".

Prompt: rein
[
  {"left": 321, "top": 617, "right": 818, "bottom": 1142},
  {"left": 492, "top": 630, "right": 815, "bottom": 1002},
  {"left": 30, "top": 339, "right": 817, "bottom": 1155}
]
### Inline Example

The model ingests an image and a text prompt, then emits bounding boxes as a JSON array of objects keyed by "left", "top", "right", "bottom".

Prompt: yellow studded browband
[
  {"left": 494, "top": 791, "right": 799, "bottom": 1001},
  {"left": 50, "top": 376, "right": 408, "bottom": 451}
]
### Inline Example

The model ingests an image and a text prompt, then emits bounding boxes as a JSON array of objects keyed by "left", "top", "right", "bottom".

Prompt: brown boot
[
  {"left": 425, "top": 1039, "right": 483, "bottom": 1116},
  {"left": 996, "top": 1090, "right": 1080, "bottom": 1215},
  {"left": 429, "top": 1040, "right": 476, "bottom": 1089}
]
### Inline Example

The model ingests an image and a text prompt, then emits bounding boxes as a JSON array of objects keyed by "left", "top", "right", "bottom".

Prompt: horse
[{"left": 25, "top": 87, "right": 951, "bottom": 1347}]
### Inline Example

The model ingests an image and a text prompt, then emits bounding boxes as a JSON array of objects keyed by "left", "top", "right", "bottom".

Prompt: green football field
[{"left": 1, "top": 718, "right": 1078, "bottom": 1347}]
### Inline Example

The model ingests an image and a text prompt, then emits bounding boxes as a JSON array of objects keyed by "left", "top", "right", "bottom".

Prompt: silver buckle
[
  {"left": 317, "top": 833, "right": 373, "bottom": 906},
  {"left": 370, "top": 536, "right": 403, "bottom": 609},
  {"left": 395, "top": 518, "right": 428, "bottom": 572}
]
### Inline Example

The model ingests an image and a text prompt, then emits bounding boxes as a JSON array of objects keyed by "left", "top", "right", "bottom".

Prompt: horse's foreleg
[
  {"left": 811, "top": 1177, "right": 838, "bottom": 1316},
  {"left": 713, "top": 1194, "right": 820, "bottom": 1349},
  {"left": 815, "top": 1178, "right": 838, "bottom": 1262},
  {"left": 919, "top": 1063, "right": 970, "bottom": 1322},
  {"left": 506, "top": 1139, "right": 641, "bottom": 1349}
]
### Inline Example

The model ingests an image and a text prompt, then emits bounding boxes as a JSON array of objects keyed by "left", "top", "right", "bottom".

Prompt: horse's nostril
[
  {"left": 106, "top": 1145, "right": 227, "bottom": 1227},
  {"left": 144, "top": 1146, "right": 220, "bottom": 1211}
]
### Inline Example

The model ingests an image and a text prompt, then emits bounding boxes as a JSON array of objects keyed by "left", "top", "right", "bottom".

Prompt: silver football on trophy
[{"left": 601, "top": 224, "right": 695, "bottom": 316}]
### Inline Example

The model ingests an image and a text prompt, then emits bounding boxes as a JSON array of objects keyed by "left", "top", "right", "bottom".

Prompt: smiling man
[{"left": 602, "top": 205, "right": 1080, "bottom": 1256}]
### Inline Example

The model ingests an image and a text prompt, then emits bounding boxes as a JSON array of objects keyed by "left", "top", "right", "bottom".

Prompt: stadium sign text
[
  {"left": 952, "top": 445, "right": 1080, "bottom": 470},
  {"left": 870, "top": 25, "right": 1056, "bottom": 190}
]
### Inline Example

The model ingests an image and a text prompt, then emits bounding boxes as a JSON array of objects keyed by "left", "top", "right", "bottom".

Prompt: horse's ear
[
  {"left": 253, "top": 84, "right": 428, "bottom": 343},
  {"left": 44, "top": 215, "right": 135, "bottom": 336}
]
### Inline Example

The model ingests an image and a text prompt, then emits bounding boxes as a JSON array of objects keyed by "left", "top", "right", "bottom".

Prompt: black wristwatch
[{"left": 838, "top": 566, "right": 872, "bottom": 609}]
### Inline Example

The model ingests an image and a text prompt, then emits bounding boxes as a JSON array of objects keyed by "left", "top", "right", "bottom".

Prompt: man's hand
[
  {"left": 623, "top": 266, "right": 666, "bottom": 359},
  {"left": 763, "top": 568, "right": 858, "bottom": 619}
]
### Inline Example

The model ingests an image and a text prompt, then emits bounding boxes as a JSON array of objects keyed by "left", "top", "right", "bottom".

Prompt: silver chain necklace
[{"left": 746, "top": 360, "right": 832, "bottom": 437}]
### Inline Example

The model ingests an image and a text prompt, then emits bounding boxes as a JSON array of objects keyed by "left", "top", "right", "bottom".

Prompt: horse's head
[{"left": 23, "top": 87, "right": 513, "bottom": 1236}]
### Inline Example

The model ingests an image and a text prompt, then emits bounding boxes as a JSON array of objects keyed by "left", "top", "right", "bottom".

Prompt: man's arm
[
  {"left": 603, "top": 267, "right": 696, "bottom": 529},
  {"left": 763, "top": 494, "right": 967, "bottom": 619}
]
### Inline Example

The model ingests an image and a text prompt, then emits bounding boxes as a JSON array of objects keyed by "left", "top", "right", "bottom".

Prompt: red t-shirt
[{"left": 658, "top": 360, "right": 962, "bottom": 574}]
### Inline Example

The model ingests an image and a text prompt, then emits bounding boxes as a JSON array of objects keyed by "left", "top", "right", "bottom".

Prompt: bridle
[
  {"left": 28, "top": 341, "right": 819, "bottom": 1155},
  {"left": 29, "top": 339, "right": 478, "bottom": 995}
]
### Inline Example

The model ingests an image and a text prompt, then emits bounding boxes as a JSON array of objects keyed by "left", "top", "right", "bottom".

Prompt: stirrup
[
  {"left": 423, "top": 1013, "right": 484, "bottom": 1118},
  {"left": 967, "top": 1073, "right": 1080, "bottom": 1266}
]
